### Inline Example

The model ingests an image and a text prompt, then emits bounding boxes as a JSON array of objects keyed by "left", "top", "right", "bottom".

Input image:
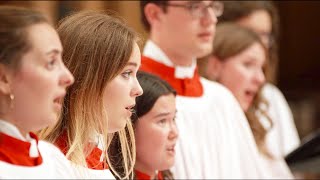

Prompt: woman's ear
[
  {"left": 206, "top": 56, "right": 223, "bottom": 81},
  {"left": 144, "top": 3, "right": 164, "bottom": 29},
  {"left": 0, "top": 64, "right": 13, "bottom": 95}
]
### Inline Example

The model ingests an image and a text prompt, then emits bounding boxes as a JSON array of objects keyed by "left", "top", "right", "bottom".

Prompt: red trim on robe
[
  {"left": 140, "top": 56, "right": 203, "bottom": 97},
  {"left": 135, "top": 170, "right": 163, "bottom": 180},
  {"left": 55, "top": 131, "right": 108, "bottom": 170},
  {"left": 0, "top": 132, "right": 43, "bottom": 166}
]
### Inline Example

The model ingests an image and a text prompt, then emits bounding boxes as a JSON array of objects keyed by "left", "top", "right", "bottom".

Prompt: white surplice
[{"left": 142, "top": 40, "right": 293, "bottom": 179}]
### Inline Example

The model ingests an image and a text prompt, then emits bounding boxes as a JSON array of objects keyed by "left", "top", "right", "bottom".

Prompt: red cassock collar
[
  {"left": 140, "top": 56, "right": 203, "bottom": 97},
  {"left": 135, "top": 169, "right": 163, "bottom": 180},
  {"left": 0, "top": 132, "right": 43, "bottom": 166},
  {"left": 55, "top": 131, "right": 108, "bottom": 170}
]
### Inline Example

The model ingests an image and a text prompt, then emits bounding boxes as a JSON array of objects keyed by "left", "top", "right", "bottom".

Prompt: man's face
[{"left": 156, "top": 1, "right": 218, "bottom": 59}]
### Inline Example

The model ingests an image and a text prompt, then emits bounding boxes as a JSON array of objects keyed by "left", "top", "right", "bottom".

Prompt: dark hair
[
  {"left": 0, "top": 6, "right": 48, "bottom": 69},
  {"left": 109, "top": 71, "right": 176, "bottom": 179},
  {"left": 132, "top": 71, "right": 176, "bottom": 123},
  {"left": 219, "top": 1, "right": 280, "bottom": 83},
  {"left": 140, "top": 0, "right": 168, "bottom": 31}
]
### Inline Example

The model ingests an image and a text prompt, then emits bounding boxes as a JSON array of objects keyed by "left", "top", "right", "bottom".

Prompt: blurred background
[{"left": 1, "top": 0, "right": 319, "bottom": 176}]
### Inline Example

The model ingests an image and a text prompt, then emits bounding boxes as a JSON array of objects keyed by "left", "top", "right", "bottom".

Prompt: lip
[
  {"left": 125, "top": 104, "right": 135, "bottom": 117},
  {"left": 245, "top": 89, "right": 257, "bottom": 96},
  {"left": 166, "top": 147, "right": 175, "bottom": 156},
  {"left": 126, "top": 104, "right": 135, "bottom": 110},
  {"left": 54, "top": 102, "right": 62, "bottom": 112},
  {"left": 198, "top": 32, "right": 213, "bottom": 41},
  {"left": 126, "top": 110, "right": 132, "bottom": 117},
  {"left": 244, "top": 90, "right": 257, "bottom": 103},
  {"left": 166, "top": 143, "right": 176, "bottom": 155},
  {"left": 53, "top": 92, "right": 66, "bottom": 111}
]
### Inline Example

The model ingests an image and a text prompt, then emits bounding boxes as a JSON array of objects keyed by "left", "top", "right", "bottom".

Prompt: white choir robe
[
  {"left": 0, "top": 120, "right": 76, "bottom": 179},
  {"left": 0, "top": 151, "right": 115, "bottom": 179},
  {"left": 262, "top": 83, "right": 300, "bottom": 157},
  {"left": 72, "top": 165, "right": 115, "bottom": 179},
  {"left": 0, "top": 120, "right": 116, "bottom": 179},
  {"left": 70, "top": 133, "right": 116, "bottom": 179},
  {"left": 142, "top": 40, "right": 294, "bottom": 179}
]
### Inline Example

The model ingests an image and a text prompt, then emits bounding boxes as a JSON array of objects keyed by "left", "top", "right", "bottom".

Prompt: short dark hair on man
[{"left": 140, "top": 0, "right": 168, "bottom": 31}]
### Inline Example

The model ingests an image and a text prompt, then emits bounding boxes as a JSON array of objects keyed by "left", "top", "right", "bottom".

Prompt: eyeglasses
[{"left": 166, "top": 1, "right": 224, "bottom": 19}]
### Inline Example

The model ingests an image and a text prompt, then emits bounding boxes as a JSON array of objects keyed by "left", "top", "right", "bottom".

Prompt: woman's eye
[
  {"left": 243, "top": 61, "right": 254, "bottom": 68},
  {"left": 46, "top": 59, "right": 57, "bottom": 70},
  {"left": 158, "top": 119, "right": 166, "bottom": 125},
  {"left": 173, "top": 116, "right": 176, "bottom": 123},
  {"left": 121, "top": 71, "right": 132, "bottom": 79}
]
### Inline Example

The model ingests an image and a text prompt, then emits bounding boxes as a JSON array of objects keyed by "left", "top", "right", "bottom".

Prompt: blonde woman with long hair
[{"left": 41, "top": 11, "right": 143, "bottom": 179}]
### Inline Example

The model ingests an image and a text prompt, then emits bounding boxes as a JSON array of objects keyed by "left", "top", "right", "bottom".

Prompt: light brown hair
[
  {"left": 40, "top": 11, "right": 139, "bottom": 178},
  {"left": 198, "top": 23, "right": 273, "bottom": 158},
  {"left": 0, "top": 6, "right": 48, "bottom": 69},
  {"left": 0, "top": 6, "right": 48, "bottom": 115},
  {"left": 219, "top": 1, "right": 280, "bottom": 84}
]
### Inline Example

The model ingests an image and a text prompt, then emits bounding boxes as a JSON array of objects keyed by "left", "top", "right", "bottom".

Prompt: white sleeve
[
  {"left": 262, "top": 83, "right": 300, "bottom": 156},
  {"left": 38, "top": 141, "right": 78, "bottom": 179}
]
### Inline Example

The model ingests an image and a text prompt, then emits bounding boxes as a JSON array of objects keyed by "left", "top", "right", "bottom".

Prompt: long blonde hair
[
  {"left": 40, "top": 11, "right": 137, "bottom": 178},
  {"left": 198, "top": 23, "right": 273, "bottom": 158}
]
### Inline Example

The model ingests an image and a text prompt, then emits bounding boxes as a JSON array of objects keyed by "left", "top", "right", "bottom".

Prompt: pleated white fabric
[
  {"left": 143, "top": 40, "right": 293, "bottom": 179},
  {"left": 262, "top": 83, "right": 300, "bottom": 157},
  {"left": 0, "top": 120, "right": 76, "bottom": 179},
  {"left": 71, "top": 165, "right": 115, "bottom": 179}
]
